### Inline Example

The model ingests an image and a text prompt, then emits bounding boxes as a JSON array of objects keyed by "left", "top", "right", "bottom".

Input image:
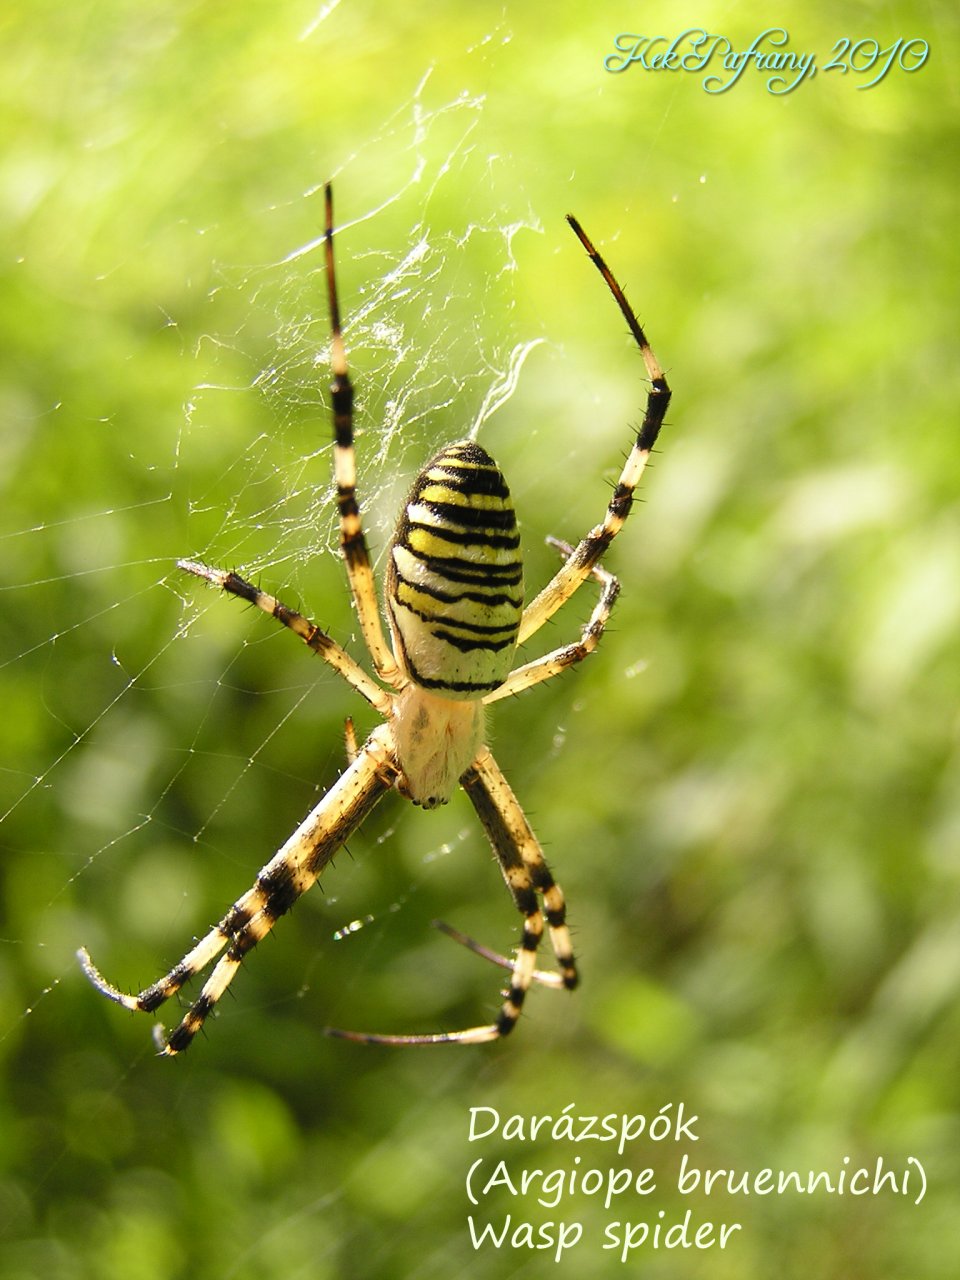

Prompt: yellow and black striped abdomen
[{"left": 386, "top": 440, "right": 523, "bottom": 698}]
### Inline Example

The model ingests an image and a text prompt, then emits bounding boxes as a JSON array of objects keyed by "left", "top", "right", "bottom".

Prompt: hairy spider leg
[
  {"left": 484, "top": 538, "right": 620, "bottom": 704},
  {"left": 79, "top": 726, "right": 399, "bottom": 1055},
  {"left": 325, "top": 743, "right": 575, "bottom": 1045},
  {"left": 516, "top": 215, "right": 670, "bottom": 647},
  {"left": 177, "top": 560, "right": 390, "bottom": 714},
  {"left": 324, "top": 183, "right": 404, "bottom": 688},
  {"left": 430, "top": 919, "right": 566, "bottom": 989}
]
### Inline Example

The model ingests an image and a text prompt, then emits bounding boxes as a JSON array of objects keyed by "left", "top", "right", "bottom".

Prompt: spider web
[
  {"left": 188, "top": 83, "right": 545, "bottom": 587},
  {"left": 6, "top": 8, "right": 958, "bottom": 1277},
  {"left": 0, "top": 68, "right": 557, "bottom": 1061}
]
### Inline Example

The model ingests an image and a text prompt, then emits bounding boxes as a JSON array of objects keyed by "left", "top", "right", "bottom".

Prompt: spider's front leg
[
  {"left": 461, "top": 744, "right": 578, "bottom": 1012},
  {"left": 326, "top": 743, "right": 576, "bottom": 1046},
  {"left": 79, "top": 725, "right": 399, "bottom": 1055}
]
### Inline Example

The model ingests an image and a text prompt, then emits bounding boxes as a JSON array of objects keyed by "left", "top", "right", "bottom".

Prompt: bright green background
[{"left": 2, "top": 3, "right": 958, "bottom": 1278}]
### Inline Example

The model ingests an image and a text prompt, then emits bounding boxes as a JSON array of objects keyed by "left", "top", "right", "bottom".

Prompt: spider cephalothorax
[{"left": 78, "top": 185, "right": 670, "bottom": 1054}]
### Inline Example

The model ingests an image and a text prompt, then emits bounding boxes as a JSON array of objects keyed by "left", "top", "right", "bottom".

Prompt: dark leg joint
[
  {"left": 256, "top": 868, "right": 301, "bottom": 920},
  {"left": 520, "top": 927, "right": 540, "bottom": 952},
  {"left": 340, "top": 531, "right": 369, "bottom": 565},
  {"left": 139, "top": 983, "right": 174, "bottom": 1014},
  {"left": 222, "top": 572, "right": 259, "bottom": 605},
  {"left": 608, "top": 482, "right": 633, "bottom": 521},
  {"left": 513, "top": 887, "right": 539, "bottom": 916},
  {"left": 496, "top": 1009, "right": 519, "bottom": 1037}
]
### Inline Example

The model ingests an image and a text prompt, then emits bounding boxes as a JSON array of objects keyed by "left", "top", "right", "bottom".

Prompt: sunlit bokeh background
[{"left": 2, "top": 2, "right": 958, "bottom": 1277}]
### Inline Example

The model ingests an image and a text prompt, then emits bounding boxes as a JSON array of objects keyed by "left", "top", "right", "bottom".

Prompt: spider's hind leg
[
  {"left": 323, "top": 183, "right": 403, "bottom": 689},
  {"left": 517, "top": 214, "right": 670, "bottom": 647}
]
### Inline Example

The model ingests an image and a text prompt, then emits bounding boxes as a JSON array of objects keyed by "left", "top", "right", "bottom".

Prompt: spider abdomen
[{"left": 386, "top": 440, "right": 523, "bottom": 698}]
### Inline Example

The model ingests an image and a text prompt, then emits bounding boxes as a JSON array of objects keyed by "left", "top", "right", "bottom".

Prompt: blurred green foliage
[{"left": 1, "top": 2, "right": 959, "bottom": 1277}]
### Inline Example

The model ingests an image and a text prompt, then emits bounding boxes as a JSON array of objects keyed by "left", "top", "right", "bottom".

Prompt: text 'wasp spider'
[{"left": 78, "top": 185, "right": 671, "bottom": 1055}]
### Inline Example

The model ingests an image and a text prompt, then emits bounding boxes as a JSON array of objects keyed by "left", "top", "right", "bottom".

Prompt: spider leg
[
  {"left": 517, "top": 215, "right": 670, "bottom": 647},
  {"left": 343, "top": 715, "right": 359, "bottom": 764},
  {"left": 462, "top": 743, "right": 578, "bottom": 996},
  {"left": 431, "top": 919, "right": 566, "bottom": 989},
  {"left": 325, "top": 743, "right": 575, "bottom": 1046},
  {"left": 324, "top": 183, "right": 403, "bottom": 689},
  {"left": 484, "top": 537, "right": 619, "bottom": 704},
  {"left": 178, "top": 560, "right": 390, "bottom": 714},
  {"left": 79, "top": 725, "right": 399, "bottom": 1056}
]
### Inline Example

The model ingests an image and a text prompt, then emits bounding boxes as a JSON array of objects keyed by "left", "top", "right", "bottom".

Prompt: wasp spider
[{"left": 78, "top": 185, "right": 671, "bottom": 1055}]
